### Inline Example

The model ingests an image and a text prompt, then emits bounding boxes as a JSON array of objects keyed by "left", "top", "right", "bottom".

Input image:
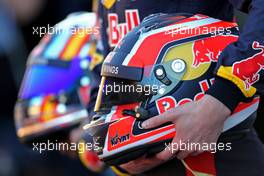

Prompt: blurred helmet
[
  {"left": 15, "top": 12, "right": 101, "bottom": 143},
  {"left": 84, "top": 14, "right": 260, "bottom": 165},
  {"left": 78, "top": 133, "right": 105, "bottom": 173}
]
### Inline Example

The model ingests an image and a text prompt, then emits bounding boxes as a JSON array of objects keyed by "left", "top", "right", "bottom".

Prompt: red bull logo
[
  {"left": 192, "top": 35, "right": 238, "bottom": 67},
  {"left": 232, "top": 41, "right": 264, "bottom": 90},
  {"left": 156, "top": 79, "right": 212, "bottom": 114},
  {"left": 108, "top": 10, "right": 140, "bottom": 47}
]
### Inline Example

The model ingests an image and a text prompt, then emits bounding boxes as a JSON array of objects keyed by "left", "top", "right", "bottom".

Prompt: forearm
[{"left": 207, "top": 0, "right": 264, "bottom": 111}]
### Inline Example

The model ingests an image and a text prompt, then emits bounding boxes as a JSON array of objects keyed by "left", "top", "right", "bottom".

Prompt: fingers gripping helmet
[
  {"left": 85, "top": 14, "right": 259, "bottom": 165},
  {"left": 15, "top": 12, "right": 100, "bottom": 143}
]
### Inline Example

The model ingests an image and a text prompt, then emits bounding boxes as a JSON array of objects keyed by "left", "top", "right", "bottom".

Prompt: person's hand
[
  {"left": 143, "top": 94, "right": 231, "bottom": 160},
  {"left": 120, "top": 94, "right": 231, "bottom": 174}
]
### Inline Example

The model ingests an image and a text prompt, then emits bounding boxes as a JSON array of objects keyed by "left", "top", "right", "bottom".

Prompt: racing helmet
[
  {"left": 84, "top": 14, "right": 259, "bottom": 165},
  {"left": 15, "top": 12, "right": 101, "bottom": 143}
]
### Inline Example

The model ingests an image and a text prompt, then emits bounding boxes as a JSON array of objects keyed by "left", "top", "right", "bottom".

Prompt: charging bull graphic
[
  {"left": 192, "top": 35, "right": 238, "bottom": 67},
  {"left": 232, "top": 41, "right": 264, "bottom": 90}
]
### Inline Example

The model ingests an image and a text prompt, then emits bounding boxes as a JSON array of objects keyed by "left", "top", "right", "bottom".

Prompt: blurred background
[
  {"left": 0, "top": 0, "right": 263, "bottom": 176},
  {"left": 0, "top": 0, "right": 104, "bottom": 176}
]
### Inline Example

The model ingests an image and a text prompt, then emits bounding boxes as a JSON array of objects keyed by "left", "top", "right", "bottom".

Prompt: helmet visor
[
  {"left": 95, "top": 59, "right": 186, "bottom": 112},
  {"left": 94, "top": 77, "right": 152, "bottom": 112},
  {"left": 19, "top": 59, "right": 83, "bottom": 99}
]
